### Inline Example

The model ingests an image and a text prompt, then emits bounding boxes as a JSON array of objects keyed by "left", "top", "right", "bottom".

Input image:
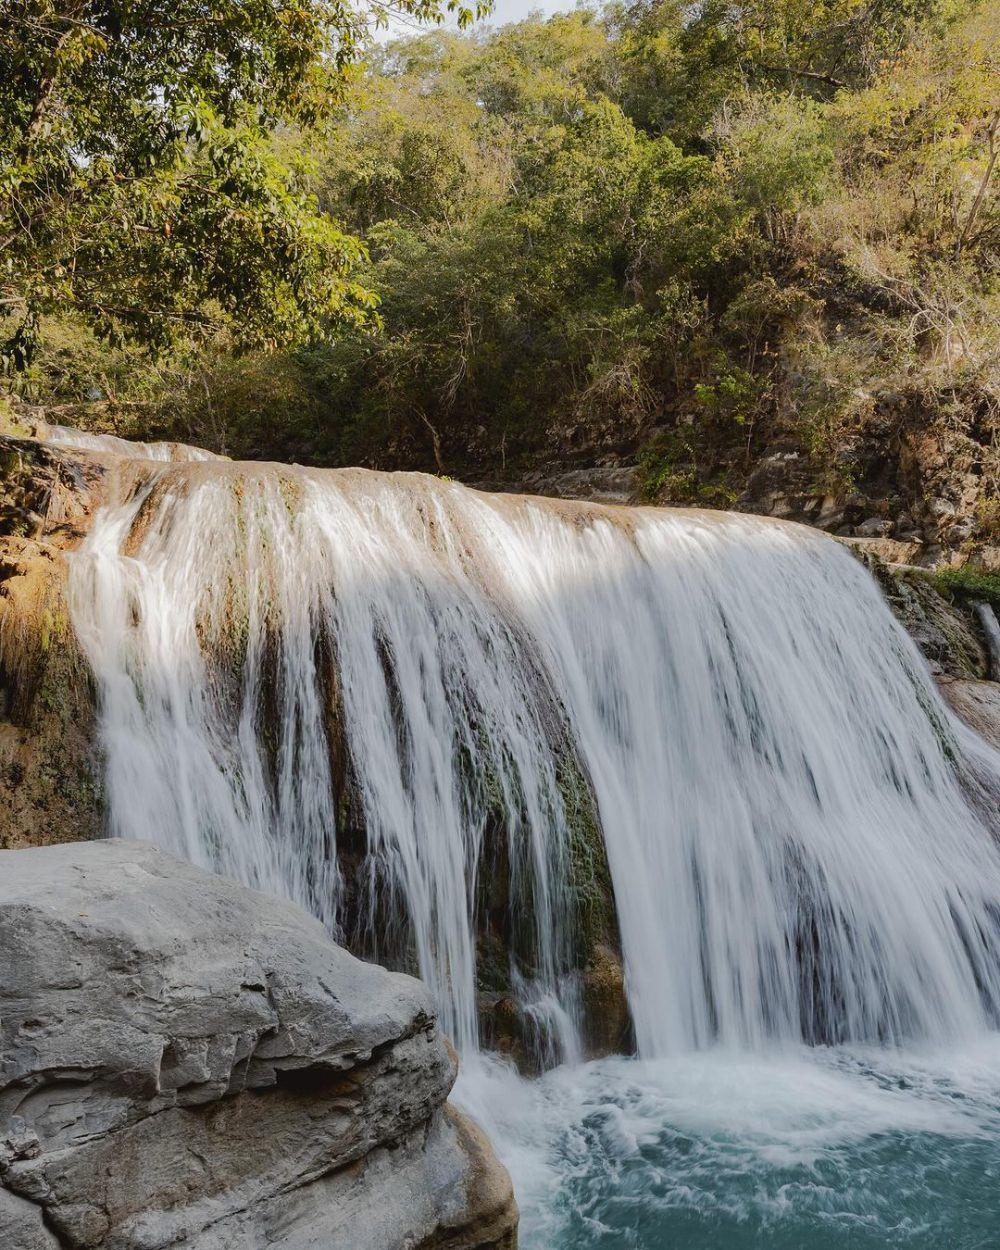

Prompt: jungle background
[{"left": 3, "top": 0, "right": 999, "bottom": 560}]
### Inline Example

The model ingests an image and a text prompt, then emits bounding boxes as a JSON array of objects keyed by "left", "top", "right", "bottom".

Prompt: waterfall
[
  {"left": 40, "top": 420, "right": 223, "bottom": 463},
  {"left": 67, "top": 456, "right": 1000, "bottom": 1060}
]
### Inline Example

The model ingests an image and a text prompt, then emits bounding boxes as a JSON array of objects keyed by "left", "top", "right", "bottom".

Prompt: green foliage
[
  {"left": 693, "top": 361, "right": 758, "bottom": 426},
  {"left": 637, "top": 426, "right": 739, "bottom": 506},
  {"left": 285, "top": 18, "right": 750, "bottom": 472},
  {"left": 0, "top": 0, "right": 490, "bottom": 370},
  {"left": 603, "top": 0, "right": 947, "bottom": 147},
  {"left": 281, "top": 1, "right": 992, "bottom": 485},
  {"left": 931, "top": 567, "right": 1000, "bottom": 615},
  {"left": 8, "top": 0, "right": 999, "bottom": 532}
]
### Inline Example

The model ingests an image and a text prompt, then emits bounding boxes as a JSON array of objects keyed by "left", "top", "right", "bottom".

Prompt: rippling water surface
[{"left": 457, "top": 1041, "right": 1000, "bottom": 1249}]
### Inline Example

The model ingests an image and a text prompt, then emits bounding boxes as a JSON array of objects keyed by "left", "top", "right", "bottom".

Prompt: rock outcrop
[
  {"left": 0, "top": 433, "right": 115, "bottom": 848},
  {"left": 856, "top": 554, "right": 990, "bottom": 681},
  {"left": 0, "top": 840, "right": 517, "bottom": 1250},
  {"left": 939, "top": 679, "right": 1000, "bottom": 754}
]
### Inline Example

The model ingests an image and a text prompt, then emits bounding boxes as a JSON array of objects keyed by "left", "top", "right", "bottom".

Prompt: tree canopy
[
  {"left": 4, "top": 0, "right": 998, "bottom": 534},
  {"left": 0, "top": 0, "right": 489, "bottom": 367},
  {"left": 241, "top": 0, "right": 987, "bottom": 487}
]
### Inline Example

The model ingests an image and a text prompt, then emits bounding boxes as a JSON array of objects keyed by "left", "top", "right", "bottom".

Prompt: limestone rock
[
  {"left": 0, "top": 840, "right": 517, "bottom": 1250},
  {"left": 1, "top": 434, "right": 113, "bottom": 848},
  {"left": 854, "top": 517, "right": 894, "bottom": 539},
  {"left": 520, "top": 465, "right": 640, "bottom": 507},
  {"left": 0, "top": 1187, "right": 60, "bottom": 1249},
  {"left": 580, "top": 943, "right": 632, "bottom": 1060},
  {"left": 939, "top": 679, "right": 1000, "bottom": 753},
  {"left": 972, "top": 602, "right": 1000, "bottom": 682},
  {"left": 480, "top": 465, "right": 641, "bottom": 508},
  {"left": 838, "top": 535, "right": 925, "bottom": 567},
  {"left": 850, "top": 554, "right": 988, "bottom": 679}
]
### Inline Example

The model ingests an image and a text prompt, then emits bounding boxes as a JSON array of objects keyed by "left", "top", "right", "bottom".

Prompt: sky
[
  {"left": 481, "top": 0, "right": 575, "bottom": 20},
  {"left": 375, "top": 0, "right": 578, "bottom": 42}
]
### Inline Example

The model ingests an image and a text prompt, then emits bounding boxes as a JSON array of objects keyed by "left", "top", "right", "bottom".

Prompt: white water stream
[
  {"left": 67, "top": 458, "right": 1000, "bottom": 1056},
  {"left": 64, "top": 451, "right": 1000, "bottom": 1245},
  {"left": 41, "top": 419, "right": 223, "bottom": 463}
]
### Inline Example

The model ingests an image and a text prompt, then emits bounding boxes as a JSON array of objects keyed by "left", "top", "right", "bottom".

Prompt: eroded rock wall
[{"left": 0, "top": 435, "right": 115, "bottom": 847}]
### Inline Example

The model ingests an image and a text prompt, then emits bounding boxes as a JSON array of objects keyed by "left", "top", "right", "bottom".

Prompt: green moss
[
  {"left": 39, "top": 739, "right": 101, "bottom": 809},
  {"left": 38, "top": 606, "right": 68, "bottom": 654},
  {"left": 278, "top": 473, "right": 302, "bottom": 516},
  {"left": 461, "top": 721, "right": 619, "bottom": 1001},
  {"left": 476, "top": 928, "right": 512, "bottom": 994},
  {"left": 1, "top": 591, "right": 105, "bottom": 845},
  {"left": 556, "top": 756, "right": 616, "bottom": 962},
  {"left": 36, "top": 634, "right": 81, "bottom": 720},
  {"left": 929, "top": 566, "right": 1000, "bottom": 616},
  {"left": 0, "top": 398, "right": 32, "bottom": 439}
]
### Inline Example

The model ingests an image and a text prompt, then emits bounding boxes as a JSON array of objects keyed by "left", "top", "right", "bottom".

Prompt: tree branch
[
  {"left": 756, "top": 63, "right": 847, "bottom": 90},
  {"left": 957, "top": 109, "right": 1000, "bottom": 257}
]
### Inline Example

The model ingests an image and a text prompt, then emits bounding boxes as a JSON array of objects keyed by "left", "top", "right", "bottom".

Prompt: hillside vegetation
[{"left": 4, "top": 0, "right": 999, "bottom": 555}]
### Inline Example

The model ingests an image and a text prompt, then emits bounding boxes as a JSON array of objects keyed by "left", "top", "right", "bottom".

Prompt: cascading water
[
  {"left": 68, "top": 456, "right": 1000, "bottom": 1054},
  {"left": 41, "top": 419, "right": 223, "bottom": 462},
  {"left": 69, "top": 463, "right": 583, "bottom": 1055},
  {"left": 65, "top": 447, "right": 1000, "bottom": 1247}
]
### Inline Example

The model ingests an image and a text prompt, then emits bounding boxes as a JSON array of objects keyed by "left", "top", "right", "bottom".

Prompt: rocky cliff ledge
[
  {"left": 0, "top": 840, "right": 517, "bottom": 1250},
  {"left": 0, "top": 433, "right": 111, "bottom": 847}
]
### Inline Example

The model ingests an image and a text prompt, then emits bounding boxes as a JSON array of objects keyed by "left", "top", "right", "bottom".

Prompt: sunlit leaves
[{"left": 0, "top": 0, "right": 484, "bottom": 363}]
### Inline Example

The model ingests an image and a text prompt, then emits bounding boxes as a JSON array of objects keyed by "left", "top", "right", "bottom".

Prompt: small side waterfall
[
  {"left": 40, "top": 420, "right": 223, "bottom": 463},
  {"left": 67, "top": 456, "right": 1000, "bottom": 1060}
]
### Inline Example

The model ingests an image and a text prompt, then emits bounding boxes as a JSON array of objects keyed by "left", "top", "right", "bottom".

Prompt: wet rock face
[
  {"left": 0, "top": 435, "right": 115, "bottom": 848},
  {"left": 579, "top": 943, "right": 633, "bottom": 1060},
  {"left": 0, "top": 840, "right": 517, "bottom": 1250},
  {"left": 879, "top": 570, "right": 988, "bottom": 679},
  {"left": 842, "top": 550, "right": 1000, "bottom": 756},
  {"left": 0, "top": 535, "right": 102, "bottom": 849},
  {"left": 939, "top": 679, "right": 1000, "bottom": 753}
]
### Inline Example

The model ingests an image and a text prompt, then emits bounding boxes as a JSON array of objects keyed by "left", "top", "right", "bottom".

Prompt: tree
[
  {"left": 0, "top": 0, "right": 489, "bottom": 369},
  {"left": 604, "top": 0, "right": 947, "bottom": 145},
  {"left": 10, "top": 0, "right": 997, "bottom": 537}
]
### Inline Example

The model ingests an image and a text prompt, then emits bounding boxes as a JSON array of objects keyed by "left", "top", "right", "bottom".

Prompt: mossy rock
[
  {"left": 580, "top": 942, "right": 633, "bottom": 1059},
  {"left": 855, "top": 549, "right": 988, "bottom": 679},
  {"left": 472, "top": 742, "right": 629, "bottom": 1066},
  {"left": 0, "top": 538, "right": 104, "bottom": 847}
]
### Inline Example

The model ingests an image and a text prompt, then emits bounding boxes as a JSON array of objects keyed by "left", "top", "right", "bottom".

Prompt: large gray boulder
[{"left": 0, "top": 840, "right": 517, "bottom": 1249}]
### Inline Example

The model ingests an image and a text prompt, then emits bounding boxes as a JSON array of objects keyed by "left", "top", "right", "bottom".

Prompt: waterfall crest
[
  {"left": 67, "top": 456, "right": 1000, "bottom": 1058},
  {"left": 40, "top": 419, "right": 224, "bottom": 463}
]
